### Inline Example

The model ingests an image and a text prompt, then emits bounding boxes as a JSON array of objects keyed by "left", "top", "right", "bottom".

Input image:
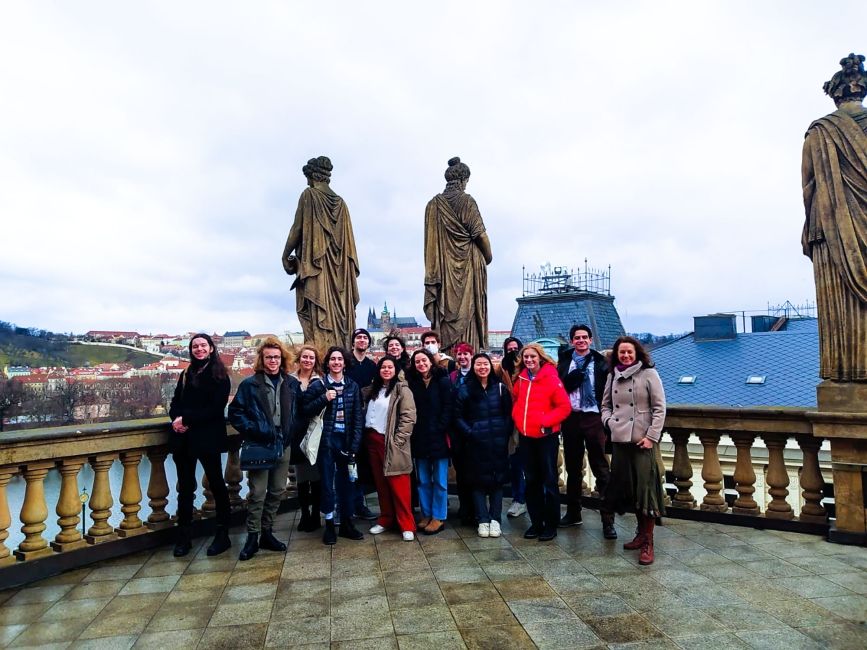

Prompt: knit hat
[{"left": 352, "top": 328, "right": 371, "bottom": 343}]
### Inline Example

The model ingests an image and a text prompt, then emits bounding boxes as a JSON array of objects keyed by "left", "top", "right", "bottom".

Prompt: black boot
[
  {"left": 259, "top": 528, "right": 287, "bottom": 552},
  {"left": 601, "top": 511, "right": 617, "bottom": 540},
  {"left": 339, "top": 520, "right": 364, "bottom": 541},
  {"left": 173, "top": 525, "right": 192, "bottom": 557},
  {"left": 559, "top": 508, "right": 583, "bottom": 527},
  {"left": 239, "top": 532, "right": 259, "bottom": 561},
  {"left": 323, "top": 519, "right": 337, "bottom": 545},
  {"left": 206, "top": 525, "right": 231, "bottom": 556}
]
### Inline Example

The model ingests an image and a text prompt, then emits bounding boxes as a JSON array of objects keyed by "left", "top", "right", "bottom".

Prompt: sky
[{"left": 1, "top": 1, "right": 865, "bottom": 339}]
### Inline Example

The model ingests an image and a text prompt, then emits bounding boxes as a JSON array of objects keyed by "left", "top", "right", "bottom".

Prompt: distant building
[
  {"left": 511, "top": 263, "right": 625, "bottom": 351},
  {"left": 652, "top": 314, "right": 820, "bottom": 408},
  {"left": 367, "top": 303, "right": 420, "bottom": 331},
  {"left": 86, "top": 330, "right": 141, "bottom": 345},
  {"left": 222, "top": 330, "right": 251, "bottom": 348}
]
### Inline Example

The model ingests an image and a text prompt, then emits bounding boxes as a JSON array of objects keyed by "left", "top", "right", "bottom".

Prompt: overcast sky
[{"left": 1, "top": 2, "right": 864, "bottom": 339}]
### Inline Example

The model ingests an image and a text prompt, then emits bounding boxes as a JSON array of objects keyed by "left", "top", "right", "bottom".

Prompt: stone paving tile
[
  {"left": 146, "top": 601, "right": 215, "bottom": 632},
  {"left": 491, "top": 576, "right": 556, "bottom": 600},
  {"left": 0, "top": 624, "right": 25, "bottom": 648},
  {"left": 642, "top": 606, "right": 727, "bottom": 637},
  {"left": 5, "top": 583, "right": 74, "bottom": 605},
  {"left": 385, "top": 579, "right": 445, "bottom": 609},
  {"left": 118, "top": 575, "right": 181, "bottom": 596},
  {"left": 822, "top": 570, "right": 867, "bottom": 595},
  {"left": 449, "top": 599, "right": 515, "bottom": 629},
  {"left": 132, "top": 628, "right": 203, "bottom": 649},
  {"left": 14, "top": 618, "right": 91, "bottom": 645},
  {"left": 799, "top": 622, "right": 867, "bottom": 649},
  {"left": 433, "top": 565, "right": 489, "bottom": 583},
  {"left": 226, "top": 565, "right": 282, "bottom": 586},
  {"left": 198, "top": 622, "right": 268, "bottom": 649},
  {"left": 0, "top": 601, "right": 52, "bottom": 625},
  {"left": 38, "top": 596, "right": 112, "bottom": 624},
  {"left": 396, "top": 630, "right": 466, "bottom": 649},
  {"left": 459, "top": 623, "right": 537, "bottom": 650},
  {"left": 584, "top": 612, "right": 664, "bottom": 644},
  {"left": 331, "top": 593, "right": 389, "bottom": 618},
  {"left": 565, "top": 591, "right": 635, "bottom": 619},
  {"left": 439, "top": 580, "right": 500, "bottom": 605},
  {"left": 390, "top": 603, "right": 456, "bottom": 635},
  {"left": 331, "top": 610, "right": 394, "bottom": 642},
  {"left": 507, "top": 596, "right": 578, "bottom": 625},
  {"left": 208, "top": 599, "right": 273, "bottom": 627},
  {"left": 811, "top": 593, "right": 867, "bottom": 622},
  {"left": 70, "top": 634, "right": 138, "bottom": 649},
  {"left": 262, "top": 615, "right": 330, "bottom": 646},
  {"left": 734, "top": 628, "right": 823, "bottom": 649},
  {"left": 174, "top": 570, "right": 231, "bottom": 591},
  {"left": 673, "top": 632, "right": 751, "bottom": 649}
]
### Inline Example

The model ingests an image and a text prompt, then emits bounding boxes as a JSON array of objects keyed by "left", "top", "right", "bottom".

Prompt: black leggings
[{"left": 173, "top": 451, "right": 230, "bottom": 527}]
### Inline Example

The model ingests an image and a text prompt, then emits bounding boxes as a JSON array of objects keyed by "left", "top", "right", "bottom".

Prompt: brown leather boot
[
  {"left": 623, "top": 513, "right": 646, "bottom": 550},
  {"left": 638, "top": 517, "right": 655, "bottom": 565}
]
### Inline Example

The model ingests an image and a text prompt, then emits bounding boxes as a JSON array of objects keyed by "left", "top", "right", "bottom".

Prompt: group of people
[{"left": 168, "top": 323, "right": 667, "bottom": 565}]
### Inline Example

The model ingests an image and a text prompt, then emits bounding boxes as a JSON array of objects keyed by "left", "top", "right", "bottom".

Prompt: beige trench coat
[
  {"left": 601, "top": 362, "right": 666, "bottom": 444},
  {"left": 363, "top": 380, "right": 417, "bottom": 476}
]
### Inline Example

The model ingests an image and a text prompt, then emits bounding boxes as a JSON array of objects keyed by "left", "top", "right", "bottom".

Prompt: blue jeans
[
  {"left": 473, "top": 488, "right": 503, "bottom": 524},
  {"left": 317, "top": 446, "right": 353, "bottom": 519},
  {"left": 415, "top": 458, "right": 448, "bottom": 520},
  {"left": 510, "top": 450, "right": 526, "bottom": 504}
]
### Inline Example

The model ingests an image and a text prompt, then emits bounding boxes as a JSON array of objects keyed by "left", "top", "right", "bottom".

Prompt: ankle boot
[
  {"left": 623, "top": 514, "right": 646, "bottom": 550},
  {"left": 323, "top": 519, "right": 337, "bottom": 545},
  {"left": 173, "top": 525, "right": 192, "bottom": 557},
  {"left": 638, "top": 517, "right": 655, "bottom": 565},
  {"left": 339, "top": 520, "right": 364, "bottom": 541},
  {"left": 206, "top": 525, "right": 231, "bottom": 556},
  {"left": 259, "top": 528, "right": 287, "bottom": 552},
  {"left": 239, "top": 532, "right": 259, "bottom": 561}
]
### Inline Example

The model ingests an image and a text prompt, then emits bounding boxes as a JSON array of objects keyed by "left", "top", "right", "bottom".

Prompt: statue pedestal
[{"left": 814, "top": 381, "right": 867, "bottom": 545}]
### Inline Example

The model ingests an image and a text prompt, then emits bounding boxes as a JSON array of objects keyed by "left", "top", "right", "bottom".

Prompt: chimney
[{"left": 694, "top": 314, "right": 737, "bottom": 341}]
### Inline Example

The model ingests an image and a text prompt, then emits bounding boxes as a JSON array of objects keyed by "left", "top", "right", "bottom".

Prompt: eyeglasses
[{"left": 264, "top": 355, "right": 282, "bottom": 361}]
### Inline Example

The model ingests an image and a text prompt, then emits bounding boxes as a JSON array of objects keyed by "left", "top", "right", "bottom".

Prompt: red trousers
[{"left": 365, "top": 430, "right": 415, "bottom": 532}]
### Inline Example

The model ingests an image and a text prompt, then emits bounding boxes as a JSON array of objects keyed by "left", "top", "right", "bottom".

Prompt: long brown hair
[
  {"left": 253, "top": 336, "right": 293, "bottom": 374},
  {"left": 609, "top": 336, "right": 654, "bottom": 373}
]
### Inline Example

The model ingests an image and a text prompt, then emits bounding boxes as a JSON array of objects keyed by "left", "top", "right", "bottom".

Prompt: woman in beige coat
[
  {"left": 601, "top": 336, "right": 666, "bottom": 565},
  {"left": 362, "top": 356, "right": 418, "bottom": 540}
]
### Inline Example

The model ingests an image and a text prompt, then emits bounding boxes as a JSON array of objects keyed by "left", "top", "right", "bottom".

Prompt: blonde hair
[
  {"left": 515, "top": 342, "right": 555, "bottom": 374},
  {"left": 295, "top": 344, "right": 323, "bottom": 377},
  {"left": 253, "top": 336, "right": 294, "bottom": 374}
]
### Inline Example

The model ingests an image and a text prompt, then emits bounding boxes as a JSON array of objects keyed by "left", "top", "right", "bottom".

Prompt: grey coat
[{"left": 601, "top": 362, "right": 666, "bottom": 444}]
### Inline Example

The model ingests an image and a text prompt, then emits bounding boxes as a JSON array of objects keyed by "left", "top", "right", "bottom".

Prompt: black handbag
[{"left": 239, "top": 440, "right": 281, "bottom": 471}]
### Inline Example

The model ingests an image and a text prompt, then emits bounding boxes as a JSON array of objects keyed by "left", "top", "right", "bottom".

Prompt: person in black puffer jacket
[
  {"left": 454, "top": 353, "right": 513, "bottom": 538},
  {"left": 407, "top": 349, "right": 454, "bottom": 535},
  {"left": 303, "top": 346, "right": 365, "bottom": 545},
  {"left": 169, "top": 333, "right": 232, "bottom": 558}
]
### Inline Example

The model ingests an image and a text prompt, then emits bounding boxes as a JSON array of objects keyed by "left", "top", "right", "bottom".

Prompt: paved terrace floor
[{"left": 2, "top": 499, "right": 867, "bottom": 649}]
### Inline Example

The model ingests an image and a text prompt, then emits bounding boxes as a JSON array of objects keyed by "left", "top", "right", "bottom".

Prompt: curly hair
[{"left": 253, "top": 336, "right": 293, "bottom": 374}]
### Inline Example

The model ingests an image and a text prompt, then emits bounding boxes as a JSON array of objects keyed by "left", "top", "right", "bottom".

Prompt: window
[
  {"left": 745, "top": 375, "right": 766, "bottom": 385},
  {"left": 677, "top": 375, "right": 697, "bottom": 385}
]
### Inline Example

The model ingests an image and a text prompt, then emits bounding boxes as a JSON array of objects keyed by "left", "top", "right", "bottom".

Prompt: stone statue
[
  {"left": 802, "top": 54, "right": 867, "bottom": 382},
  {"left": 424, "top": 157, "right": 493, "bottom": 352},
  {"left": 282, "top": 156, "right": 360, "bottom": 350}
]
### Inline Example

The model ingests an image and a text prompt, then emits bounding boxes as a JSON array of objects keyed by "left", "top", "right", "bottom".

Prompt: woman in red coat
[{"left": 511, "top": 343, "right": 571, "bottom": 541}]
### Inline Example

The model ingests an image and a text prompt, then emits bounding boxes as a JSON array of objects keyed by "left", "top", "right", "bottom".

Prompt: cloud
[{"left": 0, "top": 1, "right": 861, "bottom": 339}]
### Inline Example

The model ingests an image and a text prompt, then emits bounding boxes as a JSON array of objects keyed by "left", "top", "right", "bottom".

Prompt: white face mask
[{"left": 424, "top": 343, "right": 439, "bottom": 355}]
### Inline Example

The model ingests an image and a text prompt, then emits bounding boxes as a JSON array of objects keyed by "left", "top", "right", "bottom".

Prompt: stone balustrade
[{"left": 1, "top": 405, "right": 863, "bottom": 585}]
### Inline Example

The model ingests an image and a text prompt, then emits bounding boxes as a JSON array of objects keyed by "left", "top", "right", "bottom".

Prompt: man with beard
[{"left": 346, "top": 327, "right": 378, "bottom": 521}]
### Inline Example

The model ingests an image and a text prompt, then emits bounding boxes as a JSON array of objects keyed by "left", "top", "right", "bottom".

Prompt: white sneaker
[
  {"left": 489, "top": 520, "right": 501, "bottom": 537},
  {"left": 507, "top": 502, "right": 527, "bottom": 517},
  {"left": 369, "top": 524, "right": 387, "bottom": 535},
  {"left": 402, "top": 531, "right": 415, "bottom": 541},
  {"left": 477, "top": 523, "right": 490, "bottom": 538}
]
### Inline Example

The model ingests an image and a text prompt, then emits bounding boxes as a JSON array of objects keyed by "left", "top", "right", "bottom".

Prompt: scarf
[{"left": 572, "top": 351, "right": 596, "bottom": 410}]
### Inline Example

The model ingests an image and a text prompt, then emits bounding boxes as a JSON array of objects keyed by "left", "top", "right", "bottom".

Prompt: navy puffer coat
[{"left": 454, "top": 377, "right": 513, "bottom": 488}]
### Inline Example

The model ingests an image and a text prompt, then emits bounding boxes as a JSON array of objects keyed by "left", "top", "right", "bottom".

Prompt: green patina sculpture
[
  {"left": 282, "top": 156, "right": 360, "bottom": 350},
  {"left": 424, "top": 157, "right": 493, "bottom": 353},
  {"left": 802, "top": 54, "right": 867, "bottom": 381}
]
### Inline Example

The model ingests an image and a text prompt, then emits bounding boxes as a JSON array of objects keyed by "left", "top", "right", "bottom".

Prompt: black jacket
[
  {"left": 168, "top": 369, "right": 231, "bottom": 456},
  {"left": 303, "top": 375, "right": 363, "bottom": 456},
  {"left": 408, "top": 371, "right": 454, "bottom": 459},
  {"left": 557, "top": 348, "right": 609, "bottom": 407},
  {"left": 346, "top": 356, "right": 377, "bottom": 389},
  {"left": 227, "top": 372, "right": 300, "bottom": 451},
  {"left": 454, "top": 379, "right": 513, "bottom": 488}
]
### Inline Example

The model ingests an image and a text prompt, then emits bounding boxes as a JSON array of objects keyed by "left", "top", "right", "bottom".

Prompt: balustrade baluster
[
  {"left": 225, "top": 450, "right": 244, "bottom": 510},
  {"left": 796, "top": 435, "right": 827, "bottom": 523},
  {"left": 731, "top": 433, "right": 760, "bottom": 515},
  {"left": 557, "top": 444, "right": 566, "bottom": 491},
  {"left": 15, "top": 461, "right": 55, "bottom": 560},
  {"left": 669, "top": 429, "right": 696, "bottom": 508},
  {"left": 699, "top": 433, "right": 728, "bottom": 512},
  {"left": 146, "top": 447, "right": 171, "bottom": 530},
  {"left": 85, "top": 454, "right": 118, "bottom": 543},
  {"left": 201, "top": 473, "right": 215, "bottom": 517},
  {"left": 0, "top": 466, "right": 17, "bottom": 566},
  {"left": 116, "top": 451, "right": 146, "bottom": 537},
  {"left": 762, "top": 434, "right": 794, "bottom": 520},
  {"left": 52, "top": 457, "right": 88, "bottom": 551}
]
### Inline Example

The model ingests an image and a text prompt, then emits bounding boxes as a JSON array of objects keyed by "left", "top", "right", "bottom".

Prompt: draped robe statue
[
  {"left": 282, "top": 157, "right": 360, "bottom": 350},
  {"left": 424, "top": 157, "right": 493, "bottom": 353},
  {"left": 802, "top": 54, "right": 867, "bottom": 381}
]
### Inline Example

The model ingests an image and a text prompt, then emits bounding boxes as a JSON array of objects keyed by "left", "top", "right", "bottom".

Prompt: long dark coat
[{"left": 454, "top": 379, "right": 513, "bottom": 488}]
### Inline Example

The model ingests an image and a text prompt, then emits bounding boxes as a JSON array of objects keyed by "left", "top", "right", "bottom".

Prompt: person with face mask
[
  {"left": 499, "top": 336, "right": 527, "bottom": 518},
  {"left": 421, "top": 330, "right": 456, "bottom": 373}
]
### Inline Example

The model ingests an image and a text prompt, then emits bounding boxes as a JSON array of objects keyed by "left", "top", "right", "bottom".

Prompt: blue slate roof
[
  {"left": 511, "top": 292, "right": 625, "bottom": 351},
  {"left": 652, "top": 318, "right": 819, "bottom": 408}
]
